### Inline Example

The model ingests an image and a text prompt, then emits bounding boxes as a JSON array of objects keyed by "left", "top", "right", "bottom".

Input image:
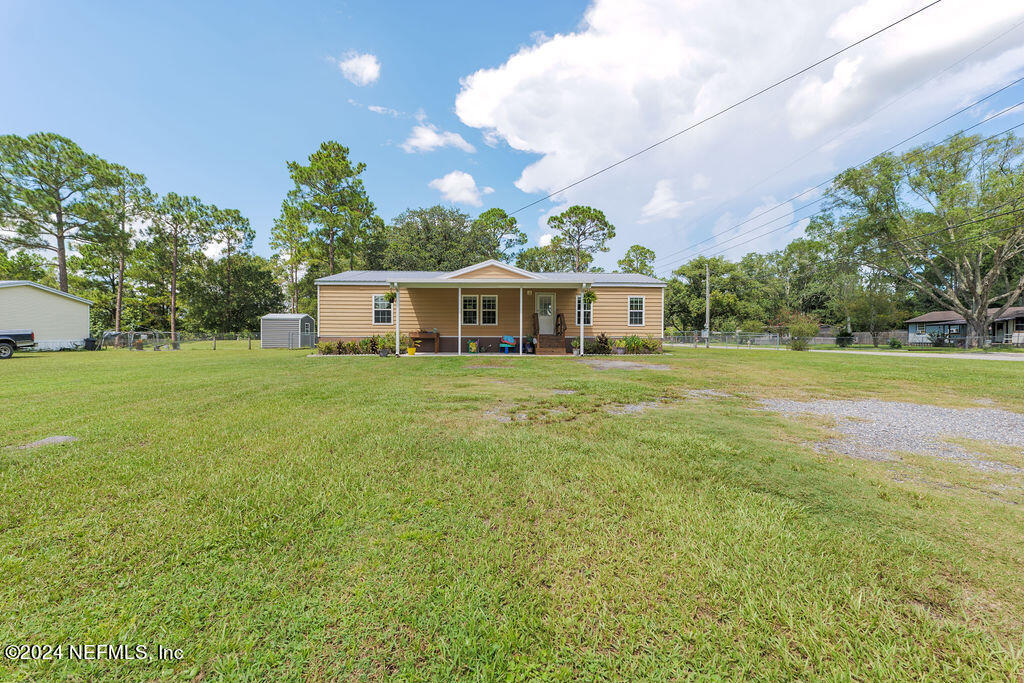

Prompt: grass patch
[{"left": 0, "top": 347, "right": 1022, "bottom": 679}]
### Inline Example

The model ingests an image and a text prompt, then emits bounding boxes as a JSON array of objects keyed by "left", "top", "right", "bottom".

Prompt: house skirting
[{"left": 319, "top": 335, "right": 590, "bottom": 353}]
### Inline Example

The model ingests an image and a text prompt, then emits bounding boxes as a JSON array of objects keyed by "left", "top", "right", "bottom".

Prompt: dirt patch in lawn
[
  {"left": 580, "top": 358, "right": 670, "bottom": 371},
  {"left": 11, "top": 435, "right": 77, "bottom": 449},
  {"left": 759, "top": 398, "right": 1024, "bottom": 473}
]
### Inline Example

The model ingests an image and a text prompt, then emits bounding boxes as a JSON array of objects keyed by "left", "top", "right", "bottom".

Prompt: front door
[{"left": 536, "top": 293, "right": 555, "bottom": 334}]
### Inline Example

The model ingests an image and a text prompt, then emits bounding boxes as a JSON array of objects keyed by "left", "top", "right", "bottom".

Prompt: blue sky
[
  {"left": 3, "top": 1, "right": 1024, "bottom": 274},
  {"left": 0, "top": 1, "right": 586, "bottom": 255}
]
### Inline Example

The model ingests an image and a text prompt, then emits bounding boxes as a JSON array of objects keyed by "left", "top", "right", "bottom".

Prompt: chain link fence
[
  {"left": 664, "top": 331, "right": 783, "bottom": 348},
  {"left": 98, "top": 331, "right": 261, "bottom": 351}
]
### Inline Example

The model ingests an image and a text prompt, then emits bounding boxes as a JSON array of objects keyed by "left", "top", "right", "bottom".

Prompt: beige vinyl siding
[
  {"left": 564, "top": 286, "right": 663, "bottom": 338},
  {"left": 448, "top": 264, "right": 532, "bottom": 279},
  {"left": 317, "top": 284, "right": 664, "bottom": 339},
  {"left": 318, "top": 285, "right": 396, "bottom": 337},
  {"left": 0, "top": 284, "right": 90, "bottom": 344}
]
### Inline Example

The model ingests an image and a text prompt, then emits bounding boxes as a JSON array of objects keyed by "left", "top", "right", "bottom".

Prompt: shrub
[
  {"left": 583, "top": 340, "right": 603, "bottom": 354},
  {"left": 739, "top": 319, "right": 765, "bottom": 334},
  {"left": 836, "top": 333, "right": 855, "bottom": 348},
  {"left": 786, "top": 314, "right": 819, "bottom": 351},
  {"left": 357, "top": 337, "right": 374, "bottom": 355},
  {"left": 888, "top": 338, "right": 903, "bottom": 349},
  {"left": 641, "top": 336, "right": 663, "bottom": 353},
  {"left": 594, "top": 332, "right": 612, "bottom": 354},
  {"left": 622, "top": 335, "right": 644, "bottom": 354},
  {"left": 316, "top": 341, "right": 334, "bottom": 356}
]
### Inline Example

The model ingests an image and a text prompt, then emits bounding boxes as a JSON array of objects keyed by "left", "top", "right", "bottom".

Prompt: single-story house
[
  {"left": 315, "top": 259, "right": 665, "bottom": 354},
  {"left": 906, "top": 307, "right": 1024, "bottom": 345},
  {"left": 261, "top": 313, "right": 315, "bottom": 349},
  {"left": 0, "top": 280, "right": 93, "bottom": 350}
]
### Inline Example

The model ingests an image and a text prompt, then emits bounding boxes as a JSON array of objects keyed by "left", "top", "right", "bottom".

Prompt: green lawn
[{"left": 1, "top": 348, "right": 1022, "bottom": 680}]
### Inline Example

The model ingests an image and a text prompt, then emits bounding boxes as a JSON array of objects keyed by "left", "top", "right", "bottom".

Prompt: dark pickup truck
[{"left": 0, "top": 330, "right": 35, "bottom": 359}]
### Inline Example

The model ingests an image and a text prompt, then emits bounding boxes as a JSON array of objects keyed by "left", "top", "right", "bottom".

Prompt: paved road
[
  {"left": 665, "top": 344, "right": 1024, "bottom": 362},
  {"left": 809, "top": 349, "right": 1024, "bottom": 361}
]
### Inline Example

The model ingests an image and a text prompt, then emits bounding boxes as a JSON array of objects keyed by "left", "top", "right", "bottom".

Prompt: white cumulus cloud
[
  {"left": 402, "top": 123, "right": 476, "bottom": 153},
  {"left": 640, "top": 179, "right": 693, "bottom": 222},
  {"left": 331, "top": 50, "right": 381, "bottom": 86},
  {"left": 428, "top": 171, "right": 494, "bottom": 206},
  {"left": 454, "top": 0, "right": 1024, "bottom": 270}
]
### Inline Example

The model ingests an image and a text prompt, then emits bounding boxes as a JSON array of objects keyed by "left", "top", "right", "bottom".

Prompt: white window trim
[
  {"left": 628, "top": 296, "right": 645, "bottom": 327},
  {"left": 462, "top": 294, "right": 479, "bottom": 326},
  {"left": 372, "top": 294, "right": 393, "bottom": 325},
  {"left": 480, "top": 294, "right": 498, "bottom": 326},
  {"left": 575, "top": 295, "right": 593, "bottom": 327}
]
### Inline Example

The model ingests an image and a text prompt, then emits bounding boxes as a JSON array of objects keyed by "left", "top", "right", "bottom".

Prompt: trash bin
[{"left": 83, "top": 337, "right": 97, "bottom": 351}]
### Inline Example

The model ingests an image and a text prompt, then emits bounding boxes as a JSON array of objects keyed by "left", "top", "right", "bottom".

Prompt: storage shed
[
  {"left": 260, "top": 313, "right": 315, "bottom": 348},
  {"left": 0, "top": 280, "right": 93, "bottom": 350}
]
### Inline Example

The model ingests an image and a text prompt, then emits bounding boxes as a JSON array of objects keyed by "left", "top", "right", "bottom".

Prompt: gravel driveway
[{"left": 759, "top": 398, "right": 1024, "bottom": 473}]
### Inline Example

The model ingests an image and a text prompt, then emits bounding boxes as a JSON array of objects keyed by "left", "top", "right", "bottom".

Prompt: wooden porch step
[{"left": 536, "top": 334, "right": 568, "bottom": 355}]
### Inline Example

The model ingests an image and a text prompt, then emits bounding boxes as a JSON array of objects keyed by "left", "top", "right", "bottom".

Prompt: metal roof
[
  {"left": 906, "top": 306, "right": 1024, "bottom": 324},
  {"left": 0, "top": 280, "right": 93, "bottom": 305},
  {"left": 261, "top": 313, "right": 313, "bottom": 320},
  {"left": 314, "top": 265, "right": 665, "bottom": 286}
]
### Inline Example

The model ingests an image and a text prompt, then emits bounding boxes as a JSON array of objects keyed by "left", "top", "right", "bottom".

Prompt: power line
[
  {"left": 654, "top": 77, "right": 1024, "bottom": 270},
  {"left": 658, "top": 117, "right": 1024, "bottom": 272},
  {"left": 508, "top": 0, "right": 944, "bottom": 216},
  {"left": 655, "top": 100, "right": 1024, "bottom": 274},
  {"left": 697, "top": 197, "right": 1024, "bottom": 264},
  {"left": 649, "top": 16, "right": 1024, "bottom": 268}
]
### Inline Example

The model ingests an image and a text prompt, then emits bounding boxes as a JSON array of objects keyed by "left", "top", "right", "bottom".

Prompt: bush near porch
[
  {"left": 317, "top": 334, "right": 406, "bottom": 355},
  {"left": 583, "top": 333, "right": 663, "bottom": 354}
]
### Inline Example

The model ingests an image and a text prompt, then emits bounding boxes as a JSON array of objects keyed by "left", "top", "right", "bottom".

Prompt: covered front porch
[{"left": 387, "top": 281, "right": 593, "bottom": 356}]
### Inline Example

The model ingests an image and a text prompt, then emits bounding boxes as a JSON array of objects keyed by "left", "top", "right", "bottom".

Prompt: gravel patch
[
  {"left": 12, "top": 435, "right": 78, "bottom": 449},
  {"left": 759, "top": 398, "right": 1024, "bottom": 473},
  {"left": 580, "top": 359, "right": 670, "bottom": 371},
  {"left": 551, "top": 389, "right": 576, "bottom": 395},
  {"left": 685, "top": 389, "right": 731, "bottom": 399},
  {"left": 605, "top": 401, "right": 663, "bottom": 415}
]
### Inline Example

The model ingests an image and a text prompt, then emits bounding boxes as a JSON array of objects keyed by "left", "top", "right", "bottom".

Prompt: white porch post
[
  {"left": 457, "top": 286, "right": 462, "bottom": 355},
  {"left": 579, "top": 286, "right": 585, "bottom": 356},
  {"left": 394, "top": 283, "right": 400, "bottom": 356},
  {"left": 519, "top": 287, "right": 523, "bottom": 355}
]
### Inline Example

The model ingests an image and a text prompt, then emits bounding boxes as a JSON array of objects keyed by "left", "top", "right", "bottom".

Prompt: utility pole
[{"left": 704, "top": 262, "right": 710, "bottom": 348}]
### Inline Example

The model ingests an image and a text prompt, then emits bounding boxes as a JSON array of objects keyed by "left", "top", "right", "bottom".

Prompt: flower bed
[
  {"left": 316, "top": 334, "right": 406, "bottom": 356},
  {"left": 582, "top": 333, "right": 662, "bottom": 355}
]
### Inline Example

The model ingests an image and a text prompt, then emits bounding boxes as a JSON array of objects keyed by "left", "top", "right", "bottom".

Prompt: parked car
[{"left": 0, "top": 330, "right": 35, "bottom": 359}]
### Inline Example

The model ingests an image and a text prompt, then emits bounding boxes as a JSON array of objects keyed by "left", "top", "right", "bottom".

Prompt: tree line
[
  {"left": 0, "top": 133, "right": 279, "bottom": 336},
  {"left": 662, "top": 133, "right": 1024, "bottom": 345},
  {"left": 4, "top": 131, "right": 1022, "bottom": 345}
]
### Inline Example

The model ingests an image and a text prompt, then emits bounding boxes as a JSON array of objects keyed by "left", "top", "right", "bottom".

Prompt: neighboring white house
[{"left": 0, "top": 280, "right": 93, "bottom": 350}]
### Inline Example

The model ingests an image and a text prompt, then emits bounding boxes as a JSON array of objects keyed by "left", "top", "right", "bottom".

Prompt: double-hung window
[
  {"left": 373, "top": 295, "right": 392, "bottom": 324},
  {"left": 576, "top": 295, "right": 592, "bottom": 326},
  {"left": 628, "top": 296, "right": 645, "bottom": 326},
  {"left": 462, "top": 295, "right": 478, "bottom": 325},
  {"left": 481, "top": 295, "right": 497, "bottom": 325}
]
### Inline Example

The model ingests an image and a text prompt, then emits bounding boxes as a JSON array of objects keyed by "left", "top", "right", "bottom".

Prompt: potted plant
[
  {"left": 407, "top": 339, "right": 420, "bottom": 355},
  {"left": 383, "top": 287, "right": 397, "bottom": 305},
  {"left": 571, "top": 338, "right": 580, "bottom": 355},
  {"left": 581, "top": 288, "right": 597, "bottom": 305},
  {"left": 612, "top": 339, "right": 626, "bottom": 355}
]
